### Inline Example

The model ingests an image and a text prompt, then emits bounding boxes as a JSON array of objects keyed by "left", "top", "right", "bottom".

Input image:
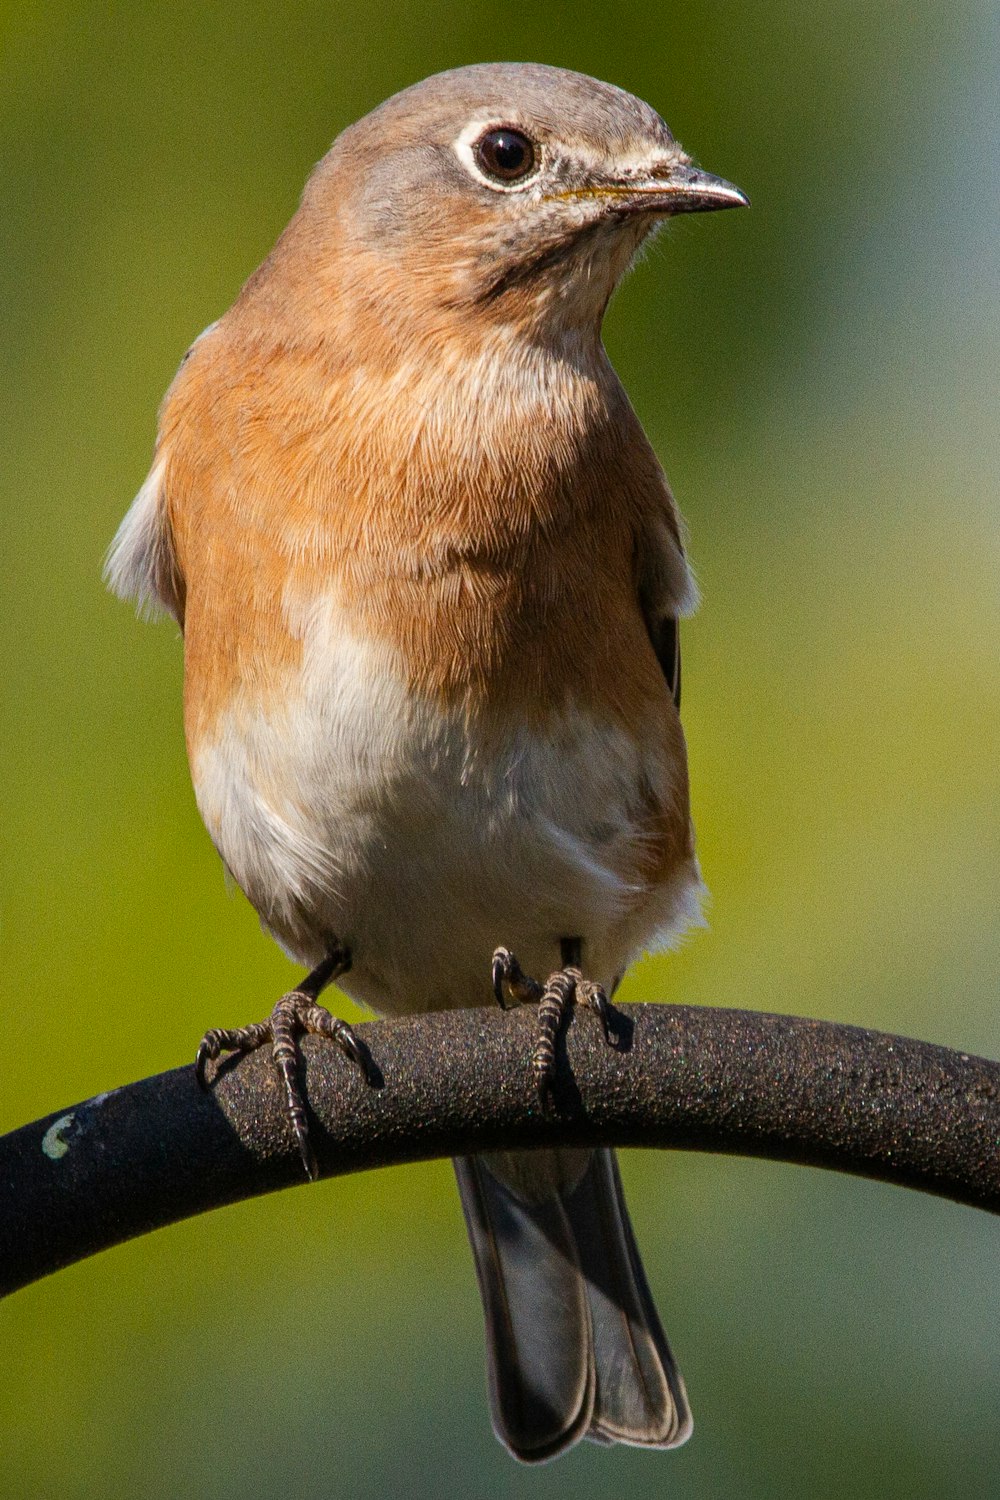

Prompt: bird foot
[
  {"left": 491, "top": 944, "right": 615, "bottom": 1106},
  {"left": 195, "top": 946, "right": 373, "bottom": 1180}
]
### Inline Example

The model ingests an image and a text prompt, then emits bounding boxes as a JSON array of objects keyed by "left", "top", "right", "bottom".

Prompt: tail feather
[{"left": 454, "top": 1146, "right": 691, "bottom": 1463}]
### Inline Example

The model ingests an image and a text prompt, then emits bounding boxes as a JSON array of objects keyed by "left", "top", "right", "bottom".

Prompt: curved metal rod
[{"left": 2, "top": 1002, "right": 997, "bottom": 1297}]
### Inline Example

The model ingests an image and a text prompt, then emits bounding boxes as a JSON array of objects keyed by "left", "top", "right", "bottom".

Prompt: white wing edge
[{"left": 104, "top": 455, "right": 180, "bottom": 622}]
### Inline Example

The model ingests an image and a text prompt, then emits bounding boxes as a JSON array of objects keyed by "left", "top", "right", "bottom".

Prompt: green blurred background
[{"left": 2, "top": 1, "right": 998, "bottom": 1495}]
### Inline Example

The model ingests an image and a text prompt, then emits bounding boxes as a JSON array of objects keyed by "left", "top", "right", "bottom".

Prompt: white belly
[{"left": 191, "top": 610, "right": 703, "bottom": 1015}]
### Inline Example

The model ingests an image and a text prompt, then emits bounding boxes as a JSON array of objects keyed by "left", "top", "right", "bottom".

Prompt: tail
[{"left": 454, "top": 1146, "right": 691, "bottom": 1463}]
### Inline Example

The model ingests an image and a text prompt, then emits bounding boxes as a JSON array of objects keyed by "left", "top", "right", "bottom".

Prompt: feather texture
[{"left": 455, "top": 1147, "right": 691, "bottom": 1461}]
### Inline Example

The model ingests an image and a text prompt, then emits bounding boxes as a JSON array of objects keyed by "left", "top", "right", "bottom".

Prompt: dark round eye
[{"left": 474, "top": 128, "right": 537, "bottom": 184}]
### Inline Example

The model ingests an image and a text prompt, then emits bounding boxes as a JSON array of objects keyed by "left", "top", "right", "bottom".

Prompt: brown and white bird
[{"left": 107, "top": 62, "right": 746, "bottom": 1462}]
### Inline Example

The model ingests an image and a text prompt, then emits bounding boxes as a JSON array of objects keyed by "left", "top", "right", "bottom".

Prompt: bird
[{"left": 106, "top": 61, "right": 746, "bottom": 1463}]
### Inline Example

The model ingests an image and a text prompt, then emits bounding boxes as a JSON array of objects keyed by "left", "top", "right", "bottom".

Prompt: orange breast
[
  {"left": 160, "top": 298, "right": 692, "bottom": 900},
  {"left": 170, "top": 331, "right": 663, "bottom": 691}
]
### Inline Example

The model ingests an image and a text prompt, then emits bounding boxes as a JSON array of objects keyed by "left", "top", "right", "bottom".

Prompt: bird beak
[{"left": 597, "top": 163, "right": 749, "bottom": 216}]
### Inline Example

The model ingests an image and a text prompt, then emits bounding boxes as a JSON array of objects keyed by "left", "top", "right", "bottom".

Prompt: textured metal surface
[{"left": 1, "top": 1003, "right": 997, "bottom": 1297}]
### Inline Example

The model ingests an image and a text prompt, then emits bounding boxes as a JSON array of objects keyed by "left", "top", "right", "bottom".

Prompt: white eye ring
[{"left": 454, "top": 118, "right": 542, "bottom": 192}]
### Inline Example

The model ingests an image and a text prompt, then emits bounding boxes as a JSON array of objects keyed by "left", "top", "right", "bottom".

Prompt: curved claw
[
  {"left": 359, "top": 1047, "right": 380, "bottom": 1088},
  {"left": 340, "top": 1031, "right": 368, "bottom": 1071},
  {"left": 491, "top": 946, "right": 543, "bottom": 1010},
  {"left": 579, "top": 981, "right": 616, "bottom": 1046},
  {"left": 195, "top": 1025, "right": 262, "bottom": 1089},
  {"left": 294, "top": 1124, "right": 319, "bottom": 1182},
  {"left": 194, "top": 1036, "right": 218, "bottom": 1090},
  {"left": 492, "top": 948, "right": 513, "bottom": 1010}
]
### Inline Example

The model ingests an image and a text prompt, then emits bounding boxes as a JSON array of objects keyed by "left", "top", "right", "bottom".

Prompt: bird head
[{"left": 294, "top": 63, "right": 747, "bottom": 345}]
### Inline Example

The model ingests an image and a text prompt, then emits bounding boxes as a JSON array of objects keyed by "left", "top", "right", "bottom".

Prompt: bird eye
[{"left": 473, "top": 128, "right": 537, "bottom": 184}]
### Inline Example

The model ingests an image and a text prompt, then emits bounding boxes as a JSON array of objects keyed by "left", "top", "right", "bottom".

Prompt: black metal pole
[{"left": 1, "top": 1003, "right": 997, "bottom": 1298}]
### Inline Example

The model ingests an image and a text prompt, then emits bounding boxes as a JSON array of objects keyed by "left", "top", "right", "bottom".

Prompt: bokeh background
[{"left": 2, "top": 2, "right": 998, "bottom": 1496}]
